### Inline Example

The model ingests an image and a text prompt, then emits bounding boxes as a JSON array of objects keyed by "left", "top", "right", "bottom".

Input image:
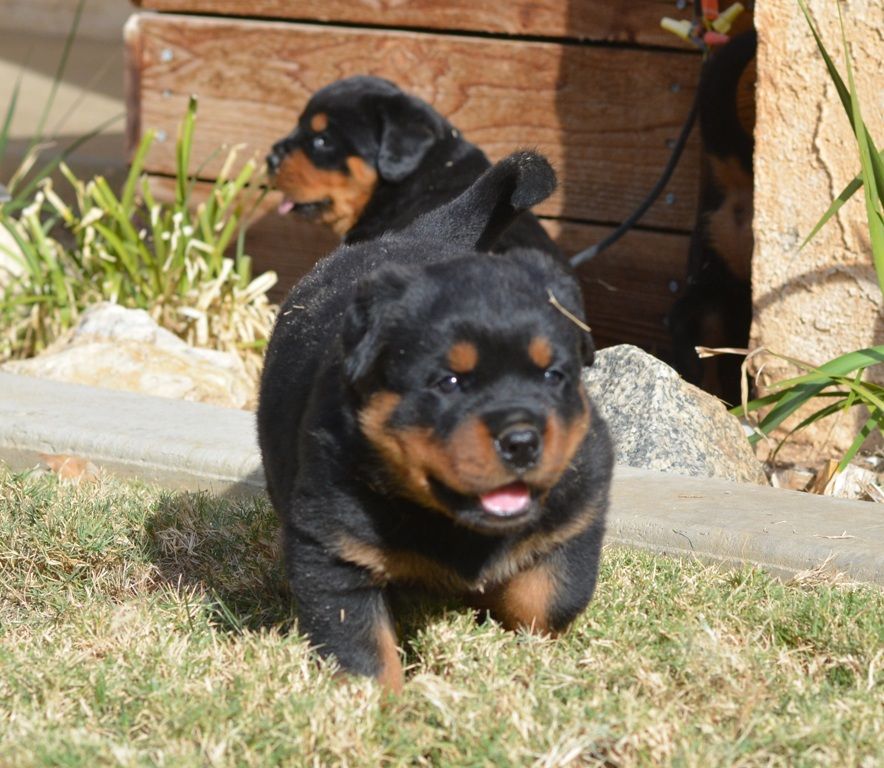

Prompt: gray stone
[
  {"left": 583, "top": 344, "right": 767, "bottom": 485},
  {"left": 1, "top": 302, "right": 253, "bottom": 409}
]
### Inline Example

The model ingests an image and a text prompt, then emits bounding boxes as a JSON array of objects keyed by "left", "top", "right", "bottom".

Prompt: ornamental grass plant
[{"left": 0, "top": 96, "right": 275, "bottom": 382}]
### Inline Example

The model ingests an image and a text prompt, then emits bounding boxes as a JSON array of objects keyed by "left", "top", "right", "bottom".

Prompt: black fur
[
  {"left": 669, "top": 30, "right": 757, "bottom": 403},
  {"left": 267, "top": 75, "right": 562, "bottom": 258},
  {"left": 257, "top": 152, "right": 612, "bottom": 688}
]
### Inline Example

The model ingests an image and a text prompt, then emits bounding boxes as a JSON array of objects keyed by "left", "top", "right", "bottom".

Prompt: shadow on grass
[
  {"left": 141, "top": 487, "right": 459, "bottom": 651},
  {"left": 143, "top": 488, "right": 296, "bottom": 634}
]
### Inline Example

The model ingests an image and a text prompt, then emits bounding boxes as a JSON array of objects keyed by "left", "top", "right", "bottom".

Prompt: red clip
[{"left": 702, "top": 0, "right": 720, "bottom": 21}]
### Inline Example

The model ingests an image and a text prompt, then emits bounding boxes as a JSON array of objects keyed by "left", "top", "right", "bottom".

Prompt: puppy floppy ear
[
  {"left": 377, "top": 95, "right": 446, "bottom": 182},
  {"left": 408, "top": 151, "right": 556, "bottom": 251},
  {"left": 341, "top": 264, "right": 413, "bottom": 390}
]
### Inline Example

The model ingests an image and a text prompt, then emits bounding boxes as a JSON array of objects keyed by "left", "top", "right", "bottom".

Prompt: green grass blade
[
  {"left": 0, "top": 69, "right": 24, "bottom": 164},
  {"left": 121, "top": 130, "right": 155, "bottom": 213},
  {"left": 6, "top": 112, "right": 124, "bottom": 213},
  {"left": 797, "top": 0, "right": 883, "bottom": 190},
  {"left": 837, "top": 414, "right": 882, "bottom": 472},
  {"left": 764, "top": 397, "right": 849, "bottom": 452},
  {"left": 839, "top": 5, "right": 884, "bottom": 294},
  {"left": 761, "top": 347, "right": 884, "bottom": 392},
  {"left": 176, "top": 96, "right": 199, "bottom": 207},
  {"left": 26, "top": 0, "right": 86, "bottom": 154},
  {"left": 800, "top": 152, "right": 884, "bottom": 250},
  {"left": 750, "top": 381, "right": 831, "bottom": 440}
]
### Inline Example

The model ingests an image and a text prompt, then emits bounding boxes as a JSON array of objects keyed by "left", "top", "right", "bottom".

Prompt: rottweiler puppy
[
  {"left": 257, "top": 152, "right": 612, "bottom": 692},
  {"left": 669, "top": 30, "right": 757, "bottom": 404},
  {"left": 266, "top": 75, "right": 560, "bottom": 259}
]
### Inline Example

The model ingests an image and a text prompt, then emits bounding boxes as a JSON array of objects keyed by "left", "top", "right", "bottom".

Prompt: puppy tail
[{"left": 408, "top": 150, "right": 556, "bottom": 251}]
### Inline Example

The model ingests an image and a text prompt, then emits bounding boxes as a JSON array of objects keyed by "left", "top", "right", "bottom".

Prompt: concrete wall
[
  {"left": 0, "top": 0, "right": 133, "bottom": 40},
  {"left": 0, "top": 1, "right": 134, "bottom": 184},
  {"left": 752, "top": 0, "right": 884, "bottom": 460}
]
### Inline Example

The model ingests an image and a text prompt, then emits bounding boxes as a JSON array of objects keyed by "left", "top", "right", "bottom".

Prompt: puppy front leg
[
  {"left": 287, "top": 531, "right": 403, "bottom": 693},
  {"left": 484, "top": 523, "right": 604, "bottom": 635}
]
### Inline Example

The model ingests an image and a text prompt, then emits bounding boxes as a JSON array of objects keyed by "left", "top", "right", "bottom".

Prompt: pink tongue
[
  {"left": 277, "top": 198, "right": 295, "bottom": 215},
  {"left": 480, "top": 483, "right": 531, "bottom": 516}
]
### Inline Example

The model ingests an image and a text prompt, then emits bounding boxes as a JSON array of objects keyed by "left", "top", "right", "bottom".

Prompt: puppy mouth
[
  {"left": 479, "top": 482, "right": 532, "bottom": 517},
  {"left": 277, "top": 197, "right": 332, "bottom": 219},
  {"left": 429, "top": 478, "right": 538, "bottom": 534}
]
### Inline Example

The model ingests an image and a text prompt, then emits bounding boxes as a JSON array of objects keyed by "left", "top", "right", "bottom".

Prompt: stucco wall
[{"left": 752, "top": 0, "right": 884, "bottom": 460}]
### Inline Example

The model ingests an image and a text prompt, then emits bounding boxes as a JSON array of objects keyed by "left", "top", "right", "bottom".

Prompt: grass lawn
[{"left": 0, "top": 466, "right": 881, "bottom": 767}]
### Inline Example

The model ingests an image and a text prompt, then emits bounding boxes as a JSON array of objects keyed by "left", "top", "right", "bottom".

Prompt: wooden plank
[
  {"left": 133, "top": 0, "right": 692, "bottom": 48},
  {"left": 149, "top": 176, "right": 687, "bottom": 357},
  {"left": 129, "top": 14, "right": 701, "bottom": 230},
  {"left": 551, "top": 221, "right": 687, "bottom": 360}
]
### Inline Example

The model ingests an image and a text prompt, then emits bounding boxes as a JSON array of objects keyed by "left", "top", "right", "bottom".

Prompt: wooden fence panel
[
  {"left": 148, "top": 177, "right": 688, "bottom": 356},
  {"left": 133, "top": 0, "right": 691, "bottom": 47},
  {"left": 128, "top": 14, "right": 701, "bottom": 230}
]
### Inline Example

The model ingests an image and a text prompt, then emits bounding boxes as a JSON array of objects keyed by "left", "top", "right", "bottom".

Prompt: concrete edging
[{"left": 1, "top": 372, "right": 882, "bottom": 586}]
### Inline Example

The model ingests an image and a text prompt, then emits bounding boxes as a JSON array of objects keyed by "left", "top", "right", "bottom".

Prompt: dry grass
[{"left": 1, "top": 465, "right": 882, "bottom": 767}]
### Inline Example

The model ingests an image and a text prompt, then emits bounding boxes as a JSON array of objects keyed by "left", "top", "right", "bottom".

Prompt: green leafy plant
[
  {"left": 0, "top": 96, "right": 275, "bottom": 382},
  {"left": 733, "top": 2, "right": 884, "bottom": 470},
  {"left": 738, "top": 347, "right": 884, "bottom": 470}
]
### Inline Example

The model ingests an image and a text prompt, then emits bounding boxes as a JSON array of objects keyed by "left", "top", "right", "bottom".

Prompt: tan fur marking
[
  {"left": 448, "top": 341, "right": 479, "bottom": 374},
  {"left": 359, "top": 392, "right": 506, "bottom": 512},
  {"left": 310, "top": 112, "right": 329, "bottom": 132},
  {"left": 707, "top": 156, "right": 753, "bottom": 282},
  {"left": 525, "top": 388, "right": 590, "bottom": 490},
  {"left": 736, "top": 58, "right": 756, "bottom": 139},
  {"left": 528, "top": 336, "right": 553, "bottom": 369},
  {"left": 507, "top": 501, "right": 601, "bottom": 578},
  {"left": 337, "top": 495, "right": 600, "bottom": 596},
  {"left": 275, "top": 150, "right": 378, "bottom": 235},
  {"left": 487, "top": 561, "right": 557, "bottom": 634},
  {"left": 336, "top": 536, "right": 471, "bottom": 591},
  {"left": 374, "top": 618, "right": 404, "bottom": 694}
]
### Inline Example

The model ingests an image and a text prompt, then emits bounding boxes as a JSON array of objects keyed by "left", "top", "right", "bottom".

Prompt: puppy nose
[
  {"left": 266, "top": 151, "right": 282, "bottom": 175},
  {"left": 496, "top": 425, "right": 541, "bottom": 471}
]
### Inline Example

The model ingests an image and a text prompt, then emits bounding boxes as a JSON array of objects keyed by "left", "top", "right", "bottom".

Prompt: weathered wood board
[
  {"left": 127, "top": 14, "right": 702, "bottom": 229},
  {"left": 149, "top": 176, "right": 688, "bottom": 357},
  {"left": 133, "top": 0, "right": 692, "bottom": 48}
]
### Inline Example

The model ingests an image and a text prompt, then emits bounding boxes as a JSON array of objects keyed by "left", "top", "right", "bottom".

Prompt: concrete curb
[{"left": 2, "top": 372, "right": 882, "bottom": 586}]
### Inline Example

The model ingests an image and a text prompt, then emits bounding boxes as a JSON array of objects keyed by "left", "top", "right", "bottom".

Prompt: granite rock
[
  {"left": 583, "top": 344, "right": 767, "bottom": 485},
  {"left": 2, "top": 303, "right": 253, "bottom": 409}
]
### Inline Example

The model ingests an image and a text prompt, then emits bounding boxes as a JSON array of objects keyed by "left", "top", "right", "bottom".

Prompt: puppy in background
[
  {"left": 669, "top": 30, "right": 756, "bottom": 404},
  {"left": 266, "top": 75, "right": 561, "bottom": 260}
]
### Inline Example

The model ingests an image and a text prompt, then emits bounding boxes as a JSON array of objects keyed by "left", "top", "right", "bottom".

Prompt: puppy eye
[
  {"left": 435, "top": 374, "right": 461, "bottom": 394},
  {"left": 311, "top": 134, "right": 332, "bottom": 152},
  {"left": 544, "top": 368, "right": 565, "bottom": 386}
]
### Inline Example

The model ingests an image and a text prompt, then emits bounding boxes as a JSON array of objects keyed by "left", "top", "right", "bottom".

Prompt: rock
[
  {"left": 2, "top": 303, "right": 253, "bottom": 409},
  {"left": 583, "top": 344, "right": 767, "bottom": 485}
]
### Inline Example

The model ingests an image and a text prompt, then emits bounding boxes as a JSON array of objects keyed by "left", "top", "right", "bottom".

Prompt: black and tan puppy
[
  {"left": 266, "top": 75, "right": 560, "bottom": 258},
  {"left": 669, "top": 30, "right": 757, "bottom": 403},
  {"left": 257, "top": 152, "right": 612, "bottom": 692}
]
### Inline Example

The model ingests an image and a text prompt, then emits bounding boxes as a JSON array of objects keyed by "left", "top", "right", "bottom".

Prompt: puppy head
[
  {"left": 342, "top": 254, "right": 595, "bottom": 535},
  {"left": 267, "top": 76, "right": 448, "bottom": 235}
]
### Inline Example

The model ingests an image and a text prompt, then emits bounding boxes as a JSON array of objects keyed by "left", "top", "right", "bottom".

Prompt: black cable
[
  {"left": 569, "top": 0, "right": 705, "bottom": 269},
  {"left": 569, "top": 85, "right": 700, "bottom": 269}
]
